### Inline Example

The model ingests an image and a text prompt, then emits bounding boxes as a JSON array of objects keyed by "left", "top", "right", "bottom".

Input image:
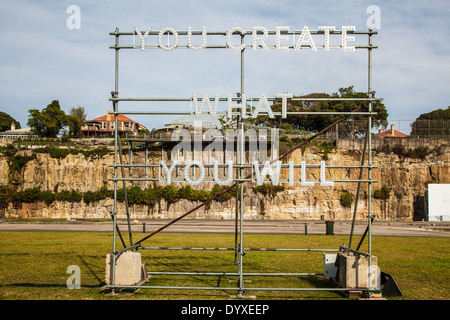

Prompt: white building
[
  {"left": 0, "top": 122, "right": 38, "bottom": 140},
  {"left": 165, "top": 114, "right": 223, "bottom": 130}
]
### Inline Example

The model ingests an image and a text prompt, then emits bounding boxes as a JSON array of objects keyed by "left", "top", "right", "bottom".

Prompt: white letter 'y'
[{"left": 135, "top": 27, "right": 152, "bottom": 51}]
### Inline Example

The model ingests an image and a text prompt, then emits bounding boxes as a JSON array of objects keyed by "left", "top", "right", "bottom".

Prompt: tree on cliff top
[
  {"left": 27, "top": 100, "right": 68, "bottom": 138},
  {"left": 410, "top": 106, "right": 450, "bottom": 138},
  {"left": 67, "top": 106, "right": 87, "bottom": 137},
  {"left": 0, "top": 111, "right": 21, "bottom": 132}
]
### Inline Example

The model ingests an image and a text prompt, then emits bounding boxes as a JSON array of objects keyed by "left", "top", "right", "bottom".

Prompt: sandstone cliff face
[
  {"left": 1, "top": 145, "right": 448, "bottom": 221},
  {"left": 20, "top": 151, "right": 114, "bottom": 193},
  {"left": 276, "top": 147, "right": 449, "bottom": 221}
]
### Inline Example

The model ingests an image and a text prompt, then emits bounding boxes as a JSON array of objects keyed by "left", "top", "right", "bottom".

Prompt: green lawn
[{"left": 0, "top": 231, "right": 448, "bottom": 300}]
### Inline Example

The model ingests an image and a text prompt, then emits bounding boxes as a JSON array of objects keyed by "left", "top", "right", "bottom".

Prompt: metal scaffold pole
[
  {"left": 111, "top": 27, "right": 119, "bottom": 294},
  {"left": 367, "top": 28, "right": 374, "bottom": 294},
  {"left": 237, "top": 33, "right": 245, "bottom": 295}
]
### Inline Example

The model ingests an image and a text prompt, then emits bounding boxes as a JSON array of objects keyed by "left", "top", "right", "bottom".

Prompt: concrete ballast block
[
  {"left": 337, "top": 253, "right": 378, "bottom": 288},
  {"left": 105, "top": 251, "right": 143, "bottom": 286}
]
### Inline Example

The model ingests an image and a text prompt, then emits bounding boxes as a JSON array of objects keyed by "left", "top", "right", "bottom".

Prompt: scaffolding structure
[{"left": 105, "top": 27, "right": 379, "bottom": 296}]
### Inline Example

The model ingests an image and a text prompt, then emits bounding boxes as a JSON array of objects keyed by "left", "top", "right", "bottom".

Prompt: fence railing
[
  {"left": 337, "top": 137, "right": 450, "bottom": 151},
  {"left": 336, "top": 119, "right": 450, "bottom": 139}
]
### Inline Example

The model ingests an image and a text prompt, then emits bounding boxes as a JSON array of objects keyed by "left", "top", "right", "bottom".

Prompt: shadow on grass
[
  {"left": 78, "top": 255, "right": 103, "bottom": 285},
  {"left": 1, "top": 283, "right": 101, "bottom": 288}
]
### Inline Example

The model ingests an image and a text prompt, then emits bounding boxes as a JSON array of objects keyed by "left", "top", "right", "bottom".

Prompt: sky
[{"left": 0, "top": 0, "right": 449, "bottom": 133}]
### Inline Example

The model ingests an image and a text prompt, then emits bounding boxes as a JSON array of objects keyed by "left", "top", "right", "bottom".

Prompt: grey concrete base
[
  {"left": 105, "top": 251, "right": 148, "bottom": 286},
  {"left": 336, "top": 253, "right": 378, "bottom": 289}
]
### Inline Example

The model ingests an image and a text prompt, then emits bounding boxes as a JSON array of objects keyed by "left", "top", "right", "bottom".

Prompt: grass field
[{"left": 0, "top": 231, "right": 449, "bottom": 300}]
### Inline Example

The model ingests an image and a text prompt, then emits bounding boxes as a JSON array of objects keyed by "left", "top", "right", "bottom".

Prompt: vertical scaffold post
[
  {"left": 112, "top": 27, "right": 120, "bottom": 294},
  {"left": 237, "top": 33, "right": 246, "bottom": 295},
  {"left": 367, "top": 28, "right": 374, "bottom": 294}
]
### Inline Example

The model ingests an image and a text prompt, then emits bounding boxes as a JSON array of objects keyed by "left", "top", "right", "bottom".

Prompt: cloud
[{"left": 371, "top": 1, "right": 450, "bottom": 119}]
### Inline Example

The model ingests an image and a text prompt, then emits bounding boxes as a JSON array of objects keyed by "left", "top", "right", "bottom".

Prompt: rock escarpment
[{"left": 1, "top": 144, "right": 448, "bottom": 221}]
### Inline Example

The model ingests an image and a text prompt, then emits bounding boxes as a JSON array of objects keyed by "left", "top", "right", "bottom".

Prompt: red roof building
[
  {"left": 80, "top": 110, "right": 147, "bottom": 137},
  {"left": 376, "top": 124, "right": 409, "bottom": 138}
]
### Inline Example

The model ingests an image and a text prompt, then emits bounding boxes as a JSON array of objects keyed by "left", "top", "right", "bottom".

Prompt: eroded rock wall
[{"left": 1, "top": 145, "right": 448, "bottom": 221}]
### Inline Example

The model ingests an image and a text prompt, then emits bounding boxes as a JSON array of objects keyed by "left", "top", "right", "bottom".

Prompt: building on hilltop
[
  {"left": 0, "top": 122, "right": 38, "bottom": 141},
  {"left": 164, "top": 114, "right": 223, "bottom": 131},
  {"left": 80, "top": 110, "right": 147, "bottom": 137},
  {"left": 376, "top": 124, "right": 409, "bottom": 139}
]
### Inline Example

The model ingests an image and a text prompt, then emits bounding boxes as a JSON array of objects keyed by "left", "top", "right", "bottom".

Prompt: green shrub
[
  {"left": 139, "top": 187, "right": 161, "bottom": 206},
  {"left": 12, "top": 187, "right": 41, "bottom": 203},
  {"left": 390, "top": 144, "right": 405, "bottom": 158},
  {"left": 374, "top": 186, "right": 391, "bottom": 200},
  {"left": 317, "top": 141, "right": 335, "bottom": 160},
  {"left": 32, "top": 146, "right": 110, "bottom": 160},
  {"left": 279, "top": 123, "right": 296, "bottom": 133},
  {"left": 56, "top": 190, "right": 82, "bottom": 202},
  {"left": 33, "top": 147, "right": 71, "bottom": 159},
  {"left": 8, "top": 155, "right": 27, "bottom": 173},
  {"left": 0, "top": 187, "right": 13, "bottom": 209},
  {"left": 5, "top": 184, "right": 243, "bottom": 208},
  {"left": 116, "top": 188, "right": 125, "bottom": 202},
  {"left": 82, "top": 191, "right": 95, "bottom": 204},
  {"left": 0, "top": 144, "right": 18, "bottom": 157},
  {"left": 161, "top": 185, "right": 179, "bottom": 204},
  {"left": 259, "top": 199, "right": 266, "bottom": 216},
  {"left": 340, "top": 192, "right": 354, "bottom": 208},
  {"left": 11, "top": 187, "right": 54, "bottom": 205},
  {"left": 376, "top": 144, "right": 433, "bottom": 160},
  {"left": 40, "top": 191, "right": 55, "bottom": 205},
  {"left": 252, "top": 183, "right": 285, "bottom": 198},
  {"left": 190, "top": 189, "right": 211, "bottom": 202},
  {"left": 126, "top": 186, "right": 142, "bottom": 205},
  {"left": 83, "top": 189, "right": 109, "bottom": 204},
  {"left": 8, "top": 154, "right": 35, "bottom": 174},
  {"left": 291, "top": 137, "right": 305, "bottom": 144},
  {"left": 128, "top": 186, "right": 160, "bottom": 205},
  {"left": 178, "top": 185, "right": 194, "bottom": 200},
  {"left": 408, "top": 146, "right": 430, "bottom": 160},
  {"left": 82, "top": 147, "right": 110, "bottom": 159},
  {"left": 211, "top": 184, "right": 236, "bottom": 202}
]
